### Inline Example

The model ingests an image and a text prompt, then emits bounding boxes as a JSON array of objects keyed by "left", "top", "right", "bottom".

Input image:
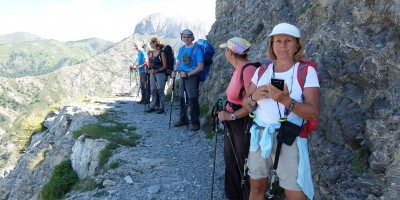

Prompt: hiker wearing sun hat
[
  {"left": 242, "top": 23, "right": 319, "bottom": 200},
  {"left": 172, "top": 29, "right": 204, "bottom": 131},
  {"left": 268, "top": 22, "right": 301, "bottom": 38},
  {"left": 219, "top": 37, "right": 251, "bottom": 54},
  {"left": 218, "top": 37, "right": 257, "bottom": 200}
]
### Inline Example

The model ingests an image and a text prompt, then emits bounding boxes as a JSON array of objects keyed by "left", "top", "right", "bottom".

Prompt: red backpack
[{"left": 257, "top": 58, "right": 320, "bottom": 138}]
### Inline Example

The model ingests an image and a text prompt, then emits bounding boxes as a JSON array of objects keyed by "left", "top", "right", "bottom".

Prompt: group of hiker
[
  {"left": 130, "top": 23, "right": 320, "bottom": 200},
  {"left": 130, "top": 29, "right": 203, "bottom": 131}
]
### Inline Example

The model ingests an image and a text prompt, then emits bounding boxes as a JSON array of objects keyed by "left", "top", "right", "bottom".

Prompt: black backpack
[{"left": 161, "top": 45, "right": 175, "bottom": 75}]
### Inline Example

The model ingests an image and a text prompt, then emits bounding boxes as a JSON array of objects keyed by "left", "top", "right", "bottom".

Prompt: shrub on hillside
[{"left": 41, "top": 160, "right": 79, "bottom": 200}]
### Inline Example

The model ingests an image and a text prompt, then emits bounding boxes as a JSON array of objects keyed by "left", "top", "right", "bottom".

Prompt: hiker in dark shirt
[{"left": 146, "top": 37, "right": 167, "bottom": 114}]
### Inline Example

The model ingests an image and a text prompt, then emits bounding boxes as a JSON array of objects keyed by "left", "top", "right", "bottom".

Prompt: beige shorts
[{"left": 247, "top": 131, "right": 302, "bottom": 191}]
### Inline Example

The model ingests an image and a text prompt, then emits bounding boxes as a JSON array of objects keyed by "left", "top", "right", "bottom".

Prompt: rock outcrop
[
  {"left": 0, "top": 104, "right": 107, "bottom": 200},
  {"left": 71, "top": 136, "right": 109, "bottom": 179}
]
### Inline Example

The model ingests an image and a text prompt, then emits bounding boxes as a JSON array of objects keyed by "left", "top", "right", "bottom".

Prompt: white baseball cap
[{"left": 268, "top": 23, "right": 301, "bottom": 38}]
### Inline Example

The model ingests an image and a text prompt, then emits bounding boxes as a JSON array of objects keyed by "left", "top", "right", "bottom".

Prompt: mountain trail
[{"left": 66, "top": 96, "right": 225, "bottom": 200}]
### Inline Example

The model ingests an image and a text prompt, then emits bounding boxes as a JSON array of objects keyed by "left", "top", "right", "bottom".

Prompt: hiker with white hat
[{"left": 242, "top": 23, "right": 320, "bottom": 200}]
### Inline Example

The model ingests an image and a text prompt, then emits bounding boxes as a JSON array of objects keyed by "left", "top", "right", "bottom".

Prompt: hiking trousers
[
  {"left": 149, "top": 73, "right": 166, "bottom": 109},
  {"left": 179, "top": 97, "right": 200, "bottom": 125},
  {"left": 139, "top": 73, "right": 150, "bottom": 102},
  {"left": 178, "top": 75, "right": 200, "bottom": 125},
  {"left": 224, "top": 116, "right": 251, "bottom": 200}
]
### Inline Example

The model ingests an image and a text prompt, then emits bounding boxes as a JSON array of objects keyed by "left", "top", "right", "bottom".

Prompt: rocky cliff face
[
  {"left": 204, "top": 0, "right": 400, "bottom": 199},
  {"left": 134, "top": 13, "right": 211, "bottom": 39},
  {"left": 0, "top": 104, "right": 104, "bottom": 200}
]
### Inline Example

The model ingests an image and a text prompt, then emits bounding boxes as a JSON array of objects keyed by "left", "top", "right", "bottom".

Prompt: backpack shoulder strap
[
  {"left": 297, "top": 57, "right": 318, "bottom": 90},
  {"left": 297, "top": 63, "right": 308, "bottom": 90},
  {"left": 238, "top": 62, "right": 261, "bottom": 99},
  {"left": 158, "top": 48, "right": 164, "bottom": 61},
  {"left": 257, "top": 63, "right": 271, "bottom": 83},
  {"left": 240, "top": 62, "right": 261, "bottom": 85},
  {"left": 256, "top": 59, "right": 274, "bottom": 83}
]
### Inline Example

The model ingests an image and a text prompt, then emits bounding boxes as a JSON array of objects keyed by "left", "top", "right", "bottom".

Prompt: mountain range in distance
[
  {"left": 0, "top": 13, "right": 212, "bottom": 78},
  {"left": 0, "top": 32, "right": 44, "bottom": 44},
  {"left": 0, "top": 33, "right": 114, "bottom": 78}
]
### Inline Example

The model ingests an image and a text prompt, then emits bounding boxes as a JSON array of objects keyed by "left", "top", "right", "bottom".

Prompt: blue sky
[{"left": 0, "top": 0, "right": 216, "bottom": 42}]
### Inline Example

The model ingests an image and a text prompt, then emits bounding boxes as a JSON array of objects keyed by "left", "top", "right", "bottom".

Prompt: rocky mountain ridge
[
  {"left": 134, "top": 13, "right": 212, "bottom": 39},
  {"left": 0, "top": 37, "right": 113, "bottom": 78},
  {"left": 0, "top": 32, "right": 43, "bottom": 44}
]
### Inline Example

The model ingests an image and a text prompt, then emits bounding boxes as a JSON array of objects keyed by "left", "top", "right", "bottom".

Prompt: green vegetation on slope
[
  {"left": 0, "top": 38, "right": 113, "bottom": 78},
  {"left": 41, "top": 160, "right": 79, "bottom": 200}
]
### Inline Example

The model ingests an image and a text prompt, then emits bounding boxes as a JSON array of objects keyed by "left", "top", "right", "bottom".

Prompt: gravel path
[{"left": 66, "top": 96, "right": 226, "bottom": 200}]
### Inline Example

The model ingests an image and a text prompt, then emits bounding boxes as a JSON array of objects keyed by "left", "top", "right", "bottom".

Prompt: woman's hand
[
  {"left": 267, "top": 83, "right": 290, "bottom": 107},
  {"left": 217, "top": 111, "right": 230, "bottom": 121},
  {"left": 267, "top": 83, "right": 290, "bottom": 104},
  {"left": 252, "top": 85, "right": 270, "bottom": 101}
]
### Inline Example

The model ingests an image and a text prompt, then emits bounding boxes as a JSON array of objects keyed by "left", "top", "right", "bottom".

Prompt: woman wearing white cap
[
  {"left": 242, "top": 23, "right": 320, "bottom": 199},
  {"left": 218, "top": 37, "right": 257, "bottom": 200}
]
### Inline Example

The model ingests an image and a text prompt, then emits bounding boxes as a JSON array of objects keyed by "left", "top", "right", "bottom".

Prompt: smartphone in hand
[{"left": 271, "top": 78, "right": 284, "bottom": 91}]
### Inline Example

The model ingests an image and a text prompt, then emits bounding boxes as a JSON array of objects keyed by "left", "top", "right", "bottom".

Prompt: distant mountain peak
[
  {"left": 0, "top": 32, "right": 43, "bottom": 44},
  {"left": 134, "top": 13, "right": 211, "bottom": 39}
]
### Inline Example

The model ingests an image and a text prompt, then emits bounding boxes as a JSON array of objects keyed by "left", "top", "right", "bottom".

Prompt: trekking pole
[
  {"left": 225, "top": 124, "right": 250, "bottom": 198},
  {"left": 143, "top": 72, "right": 150, "bottom": 112},
  {"left": 266, "top": 119, "right": 287, "bottom": 199},
  {"left": 135, "top": 70, "right": 140, "bottom": 98},
  {"left": 181, "top": 74, "right": 189, "bottom": 130},
  {"left": 132, "top": 69, "right": 140, "bottom": 101},
  {"left": 168, "top": 76, "right": 176, "bottom": 129},
  {"left": 129, "top": 67, "right": 132, "bottom": 95},
  {"left": 210, "top": 99, "right": 223, "bottom": 200}
]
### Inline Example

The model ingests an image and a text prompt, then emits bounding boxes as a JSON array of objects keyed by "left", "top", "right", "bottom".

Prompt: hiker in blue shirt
[
  {"left": 172, "top": 29, "right": 204, "bottom": 131},
  {"left": 131, "top": 41, "right": 148, "bottom": 104}
]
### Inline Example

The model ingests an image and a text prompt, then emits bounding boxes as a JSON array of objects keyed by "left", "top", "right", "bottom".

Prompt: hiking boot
[
  {"left": 145, "top": 107, "right": 156, "bottom": 113},
  {"left": 190, "top": 124, "right": 200, "bottom": 131},
  {"left": 156, "top": 109, "right": 165, "bottom": 114},
  {"left": 174, "top": 120, "right": 189, "bottom": 127}
]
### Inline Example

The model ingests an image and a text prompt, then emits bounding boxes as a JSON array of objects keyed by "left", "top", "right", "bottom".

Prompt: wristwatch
[
  {"left": 288, "top": 98, "right": 296, "bottom": 112},
  {"left": 231, "top": 112, "right": 237, "bottom": 120}
]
